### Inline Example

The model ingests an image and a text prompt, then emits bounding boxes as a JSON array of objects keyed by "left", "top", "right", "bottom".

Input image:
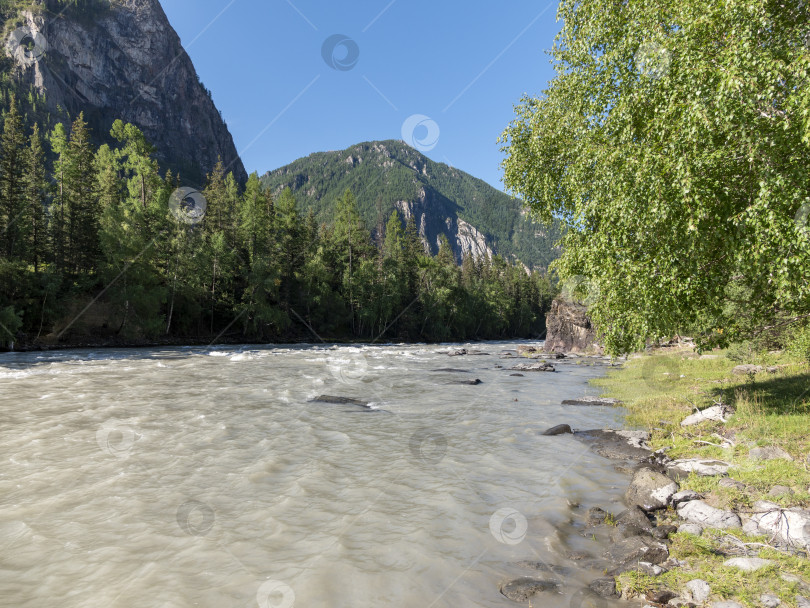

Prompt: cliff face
[
  {"left": 10, "top": 0, "right": 246, "bottom": 185},
  {"left": 395, "top": 191, "right": 493, "bottom": 262}
]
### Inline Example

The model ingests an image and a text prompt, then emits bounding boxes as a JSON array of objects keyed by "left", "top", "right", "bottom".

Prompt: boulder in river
[
  {"left": 499, "top": 578, "right": 561, "bottom": 602},
  {"left": 310, "top": 395, "right": 369, "bottom": 406},
  {"left": 542, "top": 424, "right": 573, "bottom": 436},
  {"left": 431, "top": 368, "right": 469, "bottom": 373},
  {"left": 449, "top": 379, "right": 482, "bottom": 385},
  {"left": 510, "top": 362, "right": 556, "bottom": 372},
  {"left": 308, "top": 395, "right": 384, "bottom": 413},
  {"left": 626, "top": 468, "right": 679, "bottom": 511}
]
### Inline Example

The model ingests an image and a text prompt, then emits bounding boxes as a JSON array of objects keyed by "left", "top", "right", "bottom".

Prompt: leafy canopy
[{"left": 500, "top": 0, "right": 810, "bottom": 354}]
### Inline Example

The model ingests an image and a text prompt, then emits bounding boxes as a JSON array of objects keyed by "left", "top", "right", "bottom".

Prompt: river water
[{"left": 0, "top": 342, "right": 630, "bottom": 608}]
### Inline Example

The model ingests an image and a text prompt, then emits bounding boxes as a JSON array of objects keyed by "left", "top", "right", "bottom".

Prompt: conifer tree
[
  {"left": 0, "top": 97, "right": 27, "bottom": 259},
  {"left": 23, "top": 123, "right": 47, "bottom": 273},
  {"left": 64, "top": 113, "right": 99, "bottom": 273}
]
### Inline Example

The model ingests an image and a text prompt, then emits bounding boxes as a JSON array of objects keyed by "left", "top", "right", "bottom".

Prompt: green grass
[{"left": 595, "top": 348, "right": 810, "bottom": 606}]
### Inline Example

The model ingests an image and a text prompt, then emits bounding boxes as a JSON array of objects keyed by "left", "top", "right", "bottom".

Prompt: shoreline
[{"left": 574, "top": 347, "right": 810, "bottom": 608}]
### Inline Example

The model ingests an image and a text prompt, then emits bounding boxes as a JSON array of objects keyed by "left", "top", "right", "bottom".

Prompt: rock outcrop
[
  {"left": 395, "top": 195, "right": 494, "bottom": 262},
  {"left": 10, "top": 0, "right": 246, "bottom": 185},
  {"left": 543, "top": 298, "right": 601, "bottom": 354}
]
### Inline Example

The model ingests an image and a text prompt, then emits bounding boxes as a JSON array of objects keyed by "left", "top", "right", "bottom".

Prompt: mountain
[
  {"left": 260, "top": 140, "right": 563, "bottom": 270},
  {"left": 1, "top": 0, "right": 246, "bottom": 185}
]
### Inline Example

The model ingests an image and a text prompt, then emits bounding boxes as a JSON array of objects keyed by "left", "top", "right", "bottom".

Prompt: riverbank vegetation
[
  {"left": 501, "top": 0, "right": 810, "bottom": 355},
  {"left": 0, "top": 99, "right": 555, "bottom": 348},
  {"left": 596, "top": 348, "right": 810, "bottom": 605}
]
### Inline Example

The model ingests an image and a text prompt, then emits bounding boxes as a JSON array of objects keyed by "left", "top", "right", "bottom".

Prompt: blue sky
[{"left": 160, "top": 0, "right": 562, "bottom": 191}]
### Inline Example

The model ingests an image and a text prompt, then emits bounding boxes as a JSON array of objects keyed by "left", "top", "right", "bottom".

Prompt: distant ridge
[{"left": 260, "top": 140, "right": 563, "bottom": 269}]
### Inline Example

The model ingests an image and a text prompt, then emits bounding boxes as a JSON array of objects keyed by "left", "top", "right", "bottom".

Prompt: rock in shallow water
[
  {"left": 573, "top": 429, "right": 652, "bottom": 460},
  {"left": 541, "top": 424, "right": 573, "bottom": 436},
  {"left": 511, "top": 562, "right": 572, "bottom": 576},
  {"left": 510, "top": 362, "right": 556, "bottom": 372},
  {"left": 615, "top": 506, "right": 655, "bottom": 532},
  {"left": 499, "top": 578, "right": 561, "bottom": 602},
  {"left": 310, "top": 395, "right": 369, "bottom": 406},
  {"left": 588, "top": 577, "right": 619, "bottom": 598},
  {"left": 604, "top": 536, "right": 669, "bottom": 575}
]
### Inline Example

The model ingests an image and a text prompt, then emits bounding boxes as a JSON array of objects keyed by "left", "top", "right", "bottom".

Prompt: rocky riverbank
[
  {"left": 494, "top": 345, "right": 810, "bottom": 607},
  {"left": 490, "top": 344, "right": 810, "bottom": 608}
]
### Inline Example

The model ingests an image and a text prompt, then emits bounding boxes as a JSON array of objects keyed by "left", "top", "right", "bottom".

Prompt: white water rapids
[{"left": 0, "top": 342, "right": 631, "bottom": 607}]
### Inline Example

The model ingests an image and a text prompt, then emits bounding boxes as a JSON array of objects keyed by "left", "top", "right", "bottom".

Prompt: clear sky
[{"left": 159, "top": 0, "right": 562, "bottom": 191}]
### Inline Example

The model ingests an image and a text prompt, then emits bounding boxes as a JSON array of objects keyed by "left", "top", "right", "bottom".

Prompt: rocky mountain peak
[{"left": 8, "top": 0, "right": 245, "bottom": 185}]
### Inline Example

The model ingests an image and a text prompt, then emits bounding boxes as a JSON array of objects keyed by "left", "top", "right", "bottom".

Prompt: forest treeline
[{"left": 0, "top": 97, "right": 556, "bottom": 348}]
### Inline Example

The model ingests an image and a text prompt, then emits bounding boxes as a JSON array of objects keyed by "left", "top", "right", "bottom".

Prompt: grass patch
[
  {"left": 597, "top": 348, "right": 810, "bottom": 604},
  {"left": 619, "top": 529, "right": 810, "bottom": 607}
]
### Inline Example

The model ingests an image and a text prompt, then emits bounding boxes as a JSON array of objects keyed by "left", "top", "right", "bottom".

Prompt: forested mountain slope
[{"left": 261, "top": 140, "right": 563, "bottom": 270}]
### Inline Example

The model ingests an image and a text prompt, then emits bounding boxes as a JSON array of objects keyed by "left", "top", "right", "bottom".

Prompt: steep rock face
[
  {"left": 544, "top": 298, "right": 602, "bottom": 354},
  {"left": 12, "top": 0, "right": 245, "bottom": 185},
  {"left": 395, "top": 194, "right": 493, "bottom": 262}
]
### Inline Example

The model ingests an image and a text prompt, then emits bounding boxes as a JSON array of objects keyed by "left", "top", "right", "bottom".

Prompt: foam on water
[{"left": 0, "top": 342, "right": 629, "bottom": 607}]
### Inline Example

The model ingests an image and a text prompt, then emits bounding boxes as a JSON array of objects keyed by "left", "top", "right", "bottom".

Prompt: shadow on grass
[{"left": 711, "top": 371, "right": 810, "bottom": 415}]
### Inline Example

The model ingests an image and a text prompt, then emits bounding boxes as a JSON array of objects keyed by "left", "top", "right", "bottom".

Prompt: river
[{"left": 0, "top": 342, "right": 630, "bottom": 607}]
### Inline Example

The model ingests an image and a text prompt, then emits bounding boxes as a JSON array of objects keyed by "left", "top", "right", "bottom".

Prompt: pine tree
[
  {"left": 23, "top": 123, "right": 47, "bottom": 273},
  {"left": 0, "top": 97, "right": 27, "bottom": 259},
  {"left": 49, "top": 122, "right": 69, "bottom": 271},
  {"left": 64, "top": 113, "right": 100, "bottom": 273}
]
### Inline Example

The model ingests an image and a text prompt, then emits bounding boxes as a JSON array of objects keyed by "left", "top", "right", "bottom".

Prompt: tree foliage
[
  {"left": 0, "top": 111, "right": 556, "bottom": 347},
  {"left": 500, "top": 0, "right": 810, "bottom": 354}
]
